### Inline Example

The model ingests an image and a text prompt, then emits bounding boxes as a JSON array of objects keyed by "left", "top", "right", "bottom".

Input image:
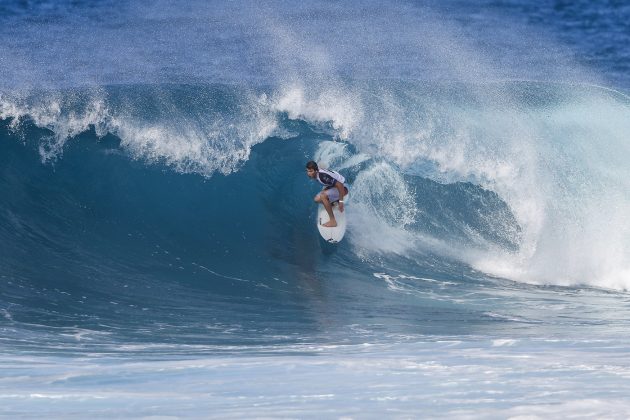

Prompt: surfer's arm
[{"left": 335, "top": 181, "right": 345, "bottom": 212}]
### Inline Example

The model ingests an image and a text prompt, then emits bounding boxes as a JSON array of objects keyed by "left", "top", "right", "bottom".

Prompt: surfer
[{"left": 305, "top": 160, "right": 348, "bottom": 227}]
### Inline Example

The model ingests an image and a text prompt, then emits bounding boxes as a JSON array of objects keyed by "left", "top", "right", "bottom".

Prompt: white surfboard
[{"left": 317, "top": 201, "right": 347, "bottom": 243}]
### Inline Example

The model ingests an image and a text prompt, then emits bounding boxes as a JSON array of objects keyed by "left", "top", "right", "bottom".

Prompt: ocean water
[{"left": 1, "top": 0, "right": 630, "bottom": 417}]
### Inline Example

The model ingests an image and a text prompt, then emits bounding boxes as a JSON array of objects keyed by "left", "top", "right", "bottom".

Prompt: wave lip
[{"left": 0, "top": 85, "right": 280, "bottom": 176}]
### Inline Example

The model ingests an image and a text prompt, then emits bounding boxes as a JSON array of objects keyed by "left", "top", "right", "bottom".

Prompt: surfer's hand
[{"left": 339, "top": 202, "right": 344, "bottom": 212}]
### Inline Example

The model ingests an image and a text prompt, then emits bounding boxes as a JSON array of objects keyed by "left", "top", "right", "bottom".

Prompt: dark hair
[{"left": 305, "top": 161, "right": 318, "bottom": 171}]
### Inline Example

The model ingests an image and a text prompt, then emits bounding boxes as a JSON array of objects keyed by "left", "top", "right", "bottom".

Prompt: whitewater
[{"left": 1, "top": 0, "right": 630, "bottom": 417}]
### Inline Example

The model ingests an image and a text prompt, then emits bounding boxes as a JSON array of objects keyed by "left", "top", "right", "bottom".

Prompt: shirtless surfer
[{"left": 305, "top": 161, "right": 348, "bottom": 227}]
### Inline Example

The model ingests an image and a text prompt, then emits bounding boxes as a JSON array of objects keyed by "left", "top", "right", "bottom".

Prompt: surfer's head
[{"left": 305, "top": 161, "right": 318, "bottom": 178}]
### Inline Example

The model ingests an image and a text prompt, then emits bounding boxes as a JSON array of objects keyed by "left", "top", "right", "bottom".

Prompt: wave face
[
  {"left": 2, "top": 0, "right": 630, "bottom": 417},
  {"left": 2, "top": 82, "right": 628, "bottom": 295}
]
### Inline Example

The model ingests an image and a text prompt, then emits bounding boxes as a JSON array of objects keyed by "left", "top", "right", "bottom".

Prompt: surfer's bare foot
[{"left": 322, "top": 220, "right": 337, "bottom": 227}]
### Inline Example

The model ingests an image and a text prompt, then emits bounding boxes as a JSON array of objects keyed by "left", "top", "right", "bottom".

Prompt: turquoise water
[{"left": 1, "top": 0, "right": 630, "bottom": 417}]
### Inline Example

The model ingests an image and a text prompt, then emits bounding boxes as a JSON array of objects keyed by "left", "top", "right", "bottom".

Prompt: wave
[{"left": 0, "top": 80, "right": 629, "bottom": 296}]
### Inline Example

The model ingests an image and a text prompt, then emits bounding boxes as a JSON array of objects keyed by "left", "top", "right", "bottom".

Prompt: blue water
[{"left": 1, "top": 0, "right": 630, "bottom": 417}]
